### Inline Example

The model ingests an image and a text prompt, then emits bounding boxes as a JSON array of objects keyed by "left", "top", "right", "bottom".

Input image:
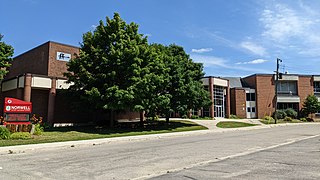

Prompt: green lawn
[
  {"left": 0, "top": 120, "right": 206, "bottom": 147},
  {"left": 216, "top": 121, "right": 258, "bottom": 128}
]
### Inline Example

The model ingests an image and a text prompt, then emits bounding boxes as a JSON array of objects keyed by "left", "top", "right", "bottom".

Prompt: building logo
[
  {"left": 6, "top": 106, "right": 11, "bottom": 111},
  {"left": 57, "top": 52, "right": 71, "bottom": 61}
]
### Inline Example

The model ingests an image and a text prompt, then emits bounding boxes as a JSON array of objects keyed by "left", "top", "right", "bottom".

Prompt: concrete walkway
[{"left": 183, "top": 117, "right": 264, "bottom": 130}]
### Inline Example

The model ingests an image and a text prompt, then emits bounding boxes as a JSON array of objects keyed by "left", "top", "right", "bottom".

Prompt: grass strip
[
  {"left": 216, "top": 121, "right": 257, "bottom": 128},
  {"left": 0, "top": 120, "right": 206, "bottom": 147}
]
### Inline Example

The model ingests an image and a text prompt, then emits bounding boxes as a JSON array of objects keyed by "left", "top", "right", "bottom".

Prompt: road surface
[{"left": 0, "top": 124, "right": 319, "bottom": 180}]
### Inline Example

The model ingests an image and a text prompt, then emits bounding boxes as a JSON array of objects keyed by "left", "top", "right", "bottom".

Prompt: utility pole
[{"left": 274, "top": 58, "right": 282, "bottom": 124}]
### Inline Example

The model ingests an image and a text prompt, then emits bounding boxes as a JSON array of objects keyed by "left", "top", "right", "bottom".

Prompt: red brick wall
[
  {"left": 242, "top": 75, "right": 256, "bottom": 88},
  {"left": 48, "top": 42, "right": 79, "bottom": 78},
  {"left": 234, "top": 88, "right": 246, "bottom": 118},
  {"left": 31, "top": 89, "right": 49, "bottom": 120},
  {"left": 6, "top": 43, "right": 49, "bottom": 79},
  {"left": 298, "top": 76, "right": 313, "bottom": 109},
  {"left": 230, "top": 88, "right": 236, "bottom": 115},
  {"left": 256, "top": 75, "right": 275, "bottom": 118}
]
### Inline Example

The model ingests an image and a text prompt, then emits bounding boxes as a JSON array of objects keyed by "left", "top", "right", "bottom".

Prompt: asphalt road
[
  {"left": 0, "top": 124, "right": 319, "bottom": 180},
  {"left": 151, "top": 133, "right": 320, "bottom": 180}
]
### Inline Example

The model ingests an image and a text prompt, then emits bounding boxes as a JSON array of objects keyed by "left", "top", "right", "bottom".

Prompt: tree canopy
[
  {"left": 0, "top": 34, "right": 14, "bottom": 80},
  {"left": 302, "top": 94, "right": 320, "bottom": 118},
  {"left": 65, "top": 13, "right": 211, "bottom": 125}
]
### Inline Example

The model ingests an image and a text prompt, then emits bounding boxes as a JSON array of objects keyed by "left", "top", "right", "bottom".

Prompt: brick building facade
[
  {"left": 1, "top": 41, "right": 139, "bottom": 125},
  {"left": 227, "top": 74, "right": 320, "bottom": 119}
]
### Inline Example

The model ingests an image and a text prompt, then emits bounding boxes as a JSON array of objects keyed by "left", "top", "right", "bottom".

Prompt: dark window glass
[
  {"left": 246, "top": 93, "right": 250, "bottom": 101},
  {"left": 252, "top": 107, "right": 256, "bottom": 112},
  {"left": 250, "top": 93, "right": 256, "bottom": 101},
  {"left": 247, "top": 107, "right": 251, "bottom": 112}
]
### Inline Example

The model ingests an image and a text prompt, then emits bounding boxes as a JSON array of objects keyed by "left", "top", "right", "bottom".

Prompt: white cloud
[
  {"left": 191, "top": 54, "right": 269, "bottom": 73},
  {"left": 240, "top": 41, "right": 266, "bottom": 56},
  {"left": 191, "top": 48, "right": 213, "bottom": 53},
  {"left": 191, "top": 54, "right": 227, "bottom": 67},
  {"left": 91, "top": 25, "right": 97, "bottom": 30},
  {"left": 259, "top": 3, "right": 320, "bottom": 57},
  {"left": 236, "top": 59, "right": 268, "bottom": 65}
]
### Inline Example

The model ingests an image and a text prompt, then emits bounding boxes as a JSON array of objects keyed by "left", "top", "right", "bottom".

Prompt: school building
[{"left": 1, "top": 41, "right": 319, "bottom": 123}]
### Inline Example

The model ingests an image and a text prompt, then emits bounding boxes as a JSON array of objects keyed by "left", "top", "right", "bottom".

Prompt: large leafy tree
[
  {"left": 159, "top": 45, "right": 212, "bottom": 122},
  {"left": 302, "top": 94, "right": 320, "bottom": 118},
  {"left": 132, "top": 44, "right": 171, "bottom": 120},
  {"left": 0, "top": 34, "right": 14, "bottom": 80},
  {"left": 65, "top": 13, "right": 148, "bottom": 126}
]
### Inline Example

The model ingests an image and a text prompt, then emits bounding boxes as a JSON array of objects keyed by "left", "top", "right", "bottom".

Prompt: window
[
  {"left": 277, "top": 103, "right": 299, "bottom": 111},
  {"left": 247, "top": 107, "right": 251, "bottom": 112},
  {"left": 314, "top": 82, "right": 320, "bottom": 93},
  {"left": 277, "top": 81, "right": 297, "bottom": 95},
  {"left": 252, "top": 107, "right": 256, "bottom": 113},
  {"left": 246, "top": 93, "right": 256, "bottom": 101}
]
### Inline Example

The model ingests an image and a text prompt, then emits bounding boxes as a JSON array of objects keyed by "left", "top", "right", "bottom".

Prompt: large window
[
  {"left": 314, "top": 82, "right": 320, "bottom": 94},
  {"left": 277, "top": 81, "right": 297, "bottom": 95},
  {"left": 213, "top": 86, "right": 225, "bottom": 117}
]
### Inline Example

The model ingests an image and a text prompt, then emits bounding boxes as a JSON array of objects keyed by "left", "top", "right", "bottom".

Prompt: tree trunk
[
  {"left": 110, "top": 110, "right": 114, "bottom": 128},
  {"left": 166, "top": 113, "right": 170, "bottom": 124},
  {"left": 140, "top": 111, "right": 144, "bottom": 127}
]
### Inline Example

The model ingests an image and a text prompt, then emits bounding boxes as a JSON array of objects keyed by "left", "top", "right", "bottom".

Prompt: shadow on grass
[{"left": 45, "top": 120, "right": 200, "bottom": 135}]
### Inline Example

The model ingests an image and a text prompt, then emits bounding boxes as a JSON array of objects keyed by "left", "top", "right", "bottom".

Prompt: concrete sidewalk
[
  {"left": 0, "top": 119, "right": 317, "bottom": 156},
  {"left": 186, "top": 118, "right": 264, "bottom": 130}
]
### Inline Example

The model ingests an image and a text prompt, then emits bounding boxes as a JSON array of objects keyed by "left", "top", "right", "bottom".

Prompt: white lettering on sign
[
  {"left": 6, "top": 106, "right": 31, "bottom": 112},
  {"left": 56, "top": 52, "right": 71, "bottom": 61}
]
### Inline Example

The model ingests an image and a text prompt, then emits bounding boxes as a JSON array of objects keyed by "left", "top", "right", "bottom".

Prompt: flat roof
[{"left": 14, "top": 41, "right": 79, "bottom": 59}]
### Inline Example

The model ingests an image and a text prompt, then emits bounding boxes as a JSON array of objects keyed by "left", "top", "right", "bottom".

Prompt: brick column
[
  {"left": 47, "top": 78, "right": 57, "bottom": 124},
  {"left": 23, "top": 73, "right": 32, "bottom": 102},
  {"left": 16, "top": 76, "right": 23, "bottom": 99},
  {"left": 209, "top": 77, "right": 214, "bottom": 118},
  {"left": 225, "top": 84, "right": 230, "bottom": 118}
]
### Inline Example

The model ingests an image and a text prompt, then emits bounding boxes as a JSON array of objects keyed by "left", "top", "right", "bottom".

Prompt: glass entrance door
[{"left": 214, "top": 105, "right": 224, "bottom": 117}]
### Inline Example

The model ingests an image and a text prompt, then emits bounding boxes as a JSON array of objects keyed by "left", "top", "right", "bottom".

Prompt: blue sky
[{"left": 1, "top": 0, "right": 320, "bottom": 77}]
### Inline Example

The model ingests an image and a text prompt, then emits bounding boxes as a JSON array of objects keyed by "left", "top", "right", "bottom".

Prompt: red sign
[{"left": 4, "top": 98, "right": 32, "bottom": 113}]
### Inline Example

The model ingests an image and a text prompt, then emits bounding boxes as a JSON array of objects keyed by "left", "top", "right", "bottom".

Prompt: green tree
[
  {"left": 159, "top": 45, "right": 211, "bottom": 122},
  {"left": 65, "top": 13, "right": 148, "bottom": 126},
  {"left": 132, "top": 44, "right": 171, "bottom": 120},
  {"left": 302, "top": 95, "right": 320, "bottom": 118},
  {"left": 0, "top": 34, "right": 14, "bottom": 80}
]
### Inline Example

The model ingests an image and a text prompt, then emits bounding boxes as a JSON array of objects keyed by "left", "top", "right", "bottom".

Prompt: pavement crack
[{"left": 183, "top": 175, "right": 198, "bottom": 180}]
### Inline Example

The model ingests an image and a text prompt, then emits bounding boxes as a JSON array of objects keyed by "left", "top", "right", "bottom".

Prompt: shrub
[
  {"left": 229, "top": 114, "right": 239, "bottom": 119},
  {"left": 30, "top": 114, "right": 43, "bottom": 124},
  {"left": 181, "top": 115, "right": 188, "bottom": 119},
  {"left": 10, "top": 132, "right": 32, "bottom": 140},
  {"left": 263, "top": 116, "right": 274, "bottom": 121},
  {"left": 283, "top": 116, "right": 293, "bottom": 122},
  {"left": 0, "top": 126, "right": 11, "bottom": 139},
  {"left": 273, "top": 110, "right": 286, "bottom": 119},
  {"left": 190, "top": 115, "right": 199, "bottom": 119},
  {"left": 300, "top": 117, "right": 307, "bottom": 122},
  {"left": 34, "top": 124, "right": 44, "bottom": 135},
  {"left": 285, "top": 108, "right": 297, "bottom": 119}
]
